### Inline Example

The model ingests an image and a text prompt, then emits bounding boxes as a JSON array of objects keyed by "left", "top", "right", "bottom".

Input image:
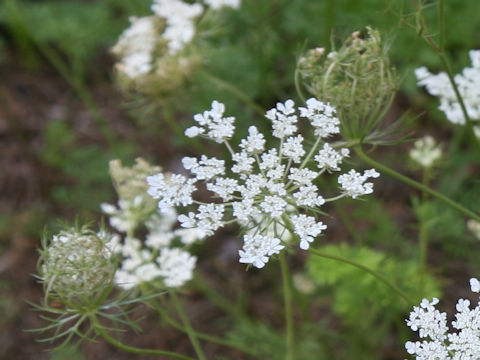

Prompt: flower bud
[
  {"left": 39, "top": 226, "right": 119, "bottom": 305},
  {"left": 298, "top": 27, "right": 398, "bottom": 142}
]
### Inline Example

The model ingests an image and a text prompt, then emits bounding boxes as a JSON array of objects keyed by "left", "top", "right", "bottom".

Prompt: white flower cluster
[
  {"left": 467, "top": 220, "right": 480, "bottom": 240},
  {"left": 415, "top": 50, "right": 480, "bottom": 135},
  {"left": 102, "top": 161, "right": 204, "bottom": 290},
  {"left": 409, "top": 135, "right": 442, "bottom": 168},
  {"left": 147, "top": 98, "right": 380, "bottom": 268},
  {"left": 112, "top": 16, "right": 158, "bottom": 78},
  {"left": 101, "top": 195, "right": 151, "bottom": 233},
  {"left": 110, "top": 206, "right": 203, "bottom": 290},
  {"left": 405, "top": 278, "right": 480, "bottom": 359},
  {"left": 112, "top": 0, "right": 241, "bottom": 78},
  {"left": 151, "top": 0, "right": 203, "bottom": 55}
]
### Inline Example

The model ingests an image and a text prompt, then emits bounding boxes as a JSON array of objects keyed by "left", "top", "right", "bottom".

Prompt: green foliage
[
  {"left": 49, "top": 345, "right": 85, "bottom": 360},
  {"left": 307, "top": 243, "right": 440, "bottom": 358},
  {"left": 0, "top": 0, "right": 150, "bottom": 73},
  {"left": 40, "top": 120, "right": 135, "bottom": 212},
  {"left": 225, "top": 320, "right": 328, "bottom": 360},
  {"left": 350, "top": 198, "right": 407, "bottom": 253}
]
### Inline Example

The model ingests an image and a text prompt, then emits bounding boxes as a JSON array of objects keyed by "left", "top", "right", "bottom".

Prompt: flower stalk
[
  {"left": 93, "top": 316, "right": 194, "bottom": 360},
  {"left": 170, "top": 291, "right": 207, "bottom": 360},
  {"left": 280, "top": 252, "right": 295, "bottom": 360},
  {"left": 354, "top": 145, "right": 480, "bottom": 222}
]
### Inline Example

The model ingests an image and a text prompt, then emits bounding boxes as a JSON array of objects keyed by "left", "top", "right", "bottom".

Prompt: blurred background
[{"left": 1, "top": 0, "right": 480, "bottom": 359}]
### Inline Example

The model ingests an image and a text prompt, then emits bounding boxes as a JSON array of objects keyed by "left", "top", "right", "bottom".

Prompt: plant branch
[
  {"left": 279, "top": 252, "right": 294, "bottom": 360},
  {"left": 170, "top": 291, "right": 207, "bottom": 360},
  {"left": 93, "top": 317, "right": 194, "bottom": 359},
  {"left": 354, "top": 145, "right": 480, "bottom": 222}
]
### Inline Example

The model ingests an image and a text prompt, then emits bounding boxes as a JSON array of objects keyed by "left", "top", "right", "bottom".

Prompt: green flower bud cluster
[
  {"left": 39, "top": 226, "right": 118, "bottom": 305},
  {"left": 298, "top": 27, "right": 398, "bottom": 142},
  {"left": 109, "top": 158, "right": 161, "bottom": 204}
]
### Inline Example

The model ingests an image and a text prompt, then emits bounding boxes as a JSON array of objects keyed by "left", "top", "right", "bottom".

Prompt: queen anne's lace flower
[
  {"left": 239, "top": 235, "right": 284, "bottom": 268},
  {"left": 151, "top": 0, "right": 203, "bottom": 55},
  {"left": 338, "top": 169, "right": 380, "bottom": 199},
  {"left": 112, "top": 0, "right": 242, "bottom": 78},
  {"left": 409, "top": 135, "right": 442, "bottom": 168},
  {"left": 112, "top": 16, "right": 157, "bottom": 78},
  {"left": 416, "top": 50, "right": 480, "bottom": 135},
  {"left": 101, "top": 160, "right": 204, "bottom": 290},
  {"left": 185, "top": 100, "right": 236, "bottom": 143},
  {"left": 405, "top": 278, "right": 480, "bottom": 359},
  {"left": 156, "top": 248, "right": 197, "bottom": 287},
  {"left": 112, "top": 205, "right": 203, "bottom": 289},
  {"left": 41, "top": 227, "right": 119, "bottom": 300},
  {"left": 147, "top": 98, "right": 379, "bottom": 268}
]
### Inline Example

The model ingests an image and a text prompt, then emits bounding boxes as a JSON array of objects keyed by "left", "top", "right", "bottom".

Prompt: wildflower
[
  {"left": 405, "top": 278, "right": 480, "bottom": 359},
  {"left": 103, "top": 160, "right": 203, "bottom": 290},
  {"left": 101, "top": 158, "right": 164, "bottom": 233},
  {"left": 114, "top": 218, "right": 201, "bottom": 289},
  {"left": 151, "top": 0, "right": 203, "bottom": 55},
  {"left": 148, "top": 99, "right": 380, "bottom": 268},
  {"left": 204, "top": 0, "right": 241, "bottom": 10},
  {"left": 112, "top": 16, "right": 157, "bottom": 78},
  {"left": 39, "top": 226, "right": 119, "bottom": 303},
  {"left": 467, "top": 220, "right": 480, "bottom": 240},
  {"left": 338, "top": 169, "right": 380, "bottom": 199},
  {"left": 409, "top": 135, "right": 442, "bottom": 168},
  {"left": 156, "top": 248, "right": 197, "bottom": 287},
  {"left": 416, "top": 50, "right": 480, "bottom": 135},
  {"left": 239, "top": 235, "right": 284, "bottom": 268},
  {"left": 298, "top": 27, "right": 398, "bottom": 142}
]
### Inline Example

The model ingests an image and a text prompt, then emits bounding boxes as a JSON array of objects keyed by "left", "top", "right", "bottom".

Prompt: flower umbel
[
  {"left": 101, "top": 159, "right": 202, "bottom": 290},
  {"left": 416, "top": 50, "right": 480, "bottom": 134},
  {"left": 148, "top": 99, "right": 380, "bottom": 268},
  {"left": 409, "top": 135, "right": 442, "bottom": 168},
  {"left": 405, "top": 278, "right": 480, "bottom": 359},
  {"left": 39, "top": 225, "right": 119, "bottom": 305},
  {"left": 298, "top": 27, "right": 398, "bottom": 142}
]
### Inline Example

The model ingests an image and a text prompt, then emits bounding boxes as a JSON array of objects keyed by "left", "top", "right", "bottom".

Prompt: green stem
[
  {"left": 192, "top": 275, "right": 243, "bottom": 320},
  {"left": 436, "top": 53, "right": 480, "bottom": 151},
  {"left": 324, "top": 0, "right": 335, "bottom": 53},
  {"left": 200, "top": 71, "right": 266, "bottom": 117},
  {"left": 94, "top": 317, "right": 193, "bottom": 359},
  {"left": 309, "top": 248, "right": 414, "bottom": 304},
  {"left": 170, "top": 291, "right": 207, "bottom": 360},
  {"left": 279, "top": 252, "right": 294, "bottom": 360},
  {"left": 354, "top": 145, "right": 480, "bottom": 222},
  {"left": 146, "top": 295, "right": 256, "bottom": 356},
  {"left": 438, "top": 0, "right": 445, "bottom": 52},
  {"left": 418, "top": 170, "right": 430, "bottom": 291},
  {"left": 412, "top": 0, "right": 480, "bottom": 150},
  {"left": 333, "top": 202, "right": 362, "bottom": 244},
  {"left": 294, "top": 66, "right": 306, "bottom": 103}
]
